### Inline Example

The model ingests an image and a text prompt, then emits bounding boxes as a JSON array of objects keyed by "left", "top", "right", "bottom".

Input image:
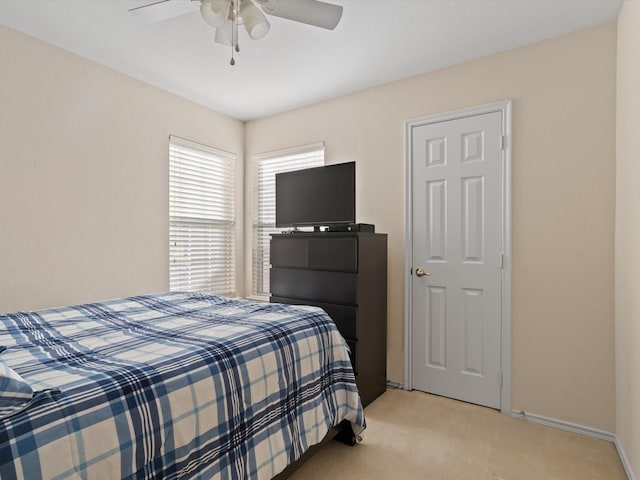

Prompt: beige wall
[
  {"left": 0, "top": 24, "right": 245, "bottom": 313},
  {"left": 246, "top": 23, "right": 617, "bottom": 431},
  {"left": 616, "top": 1, "right": 640, "bottom": 476}
]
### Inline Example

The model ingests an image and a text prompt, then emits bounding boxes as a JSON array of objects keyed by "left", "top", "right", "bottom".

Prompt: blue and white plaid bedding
[{"left": 0, "top": 292, "right": 364, "bottom": 479}]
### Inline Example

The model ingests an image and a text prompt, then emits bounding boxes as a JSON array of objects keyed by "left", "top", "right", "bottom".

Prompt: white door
[{"left": 411, "top": 111, "right": 503, "bottom": 409}]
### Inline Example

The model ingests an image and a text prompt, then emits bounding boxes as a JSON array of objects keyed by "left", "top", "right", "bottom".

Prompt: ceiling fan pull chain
[{"left": 230, "top": 0, "right": 239, "bottom": 65}]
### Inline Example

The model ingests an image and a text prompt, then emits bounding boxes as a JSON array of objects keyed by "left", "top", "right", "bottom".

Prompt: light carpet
[{"left": 289, "top": 389, "right": 626, "bottom": 479}]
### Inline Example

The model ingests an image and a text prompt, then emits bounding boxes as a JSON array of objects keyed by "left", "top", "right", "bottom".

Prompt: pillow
[{"left": 0, "top": 361, "right": 33, "bottom": 407}]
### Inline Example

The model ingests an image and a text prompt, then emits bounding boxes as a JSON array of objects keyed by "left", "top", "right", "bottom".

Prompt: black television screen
[{"left": 275, "top": 162, "right": 355, "bottom": 228}]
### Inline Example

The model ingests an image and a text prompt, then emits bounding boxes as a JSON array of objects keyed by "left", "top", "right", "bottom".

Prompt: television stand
[{"left": 270, "top": 231, "right": 387, "bottom": 407}]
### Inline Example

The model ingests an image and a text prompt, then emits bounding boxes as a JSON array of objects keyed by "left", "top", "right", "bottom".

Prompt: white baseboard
[
  {"left": 614, "top": 435, "right": 637, "bottom": 480},
  {"left": 511, "top": 410, "right": 615, "bottom": 442},
  {"left": 512, "top": 410, "right": 636, "bottom": 480}
]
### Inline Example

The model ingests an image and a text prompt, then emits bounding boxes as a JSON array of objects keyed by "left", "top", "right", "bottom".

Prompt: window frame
[
  {"left": 251, "top": 143, "right": 324, "bottom": 300},
  {"left": 169, "top": 135, "right": 237, "bottom": 296}
]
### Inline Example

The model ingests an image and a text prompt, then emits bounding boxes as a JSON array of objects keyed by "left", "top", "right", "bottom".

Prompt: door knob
[{"left": 415, "top": 267, "right": 431, "bottom": 277}]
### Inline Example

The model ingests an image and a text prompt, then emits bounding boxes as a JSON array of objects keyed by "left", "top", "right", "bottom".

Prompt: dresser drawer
[
  {"left": 270, "top": 268, "right": 357, "bottom": 305},
  {"left": 346, "top": 339, "right": 357, "bottom": 374},
  {"left": 308, "top": 237, "right": 357, "bottom": 271},
  {"left": 270, "top": 296, "right": 357, "bottom": 340},
  {"left": 270, "top": 237, "right": 307, "bottom": 268},
  {"left": 270, "top": 236, "right": 357, "bottom": 272}
]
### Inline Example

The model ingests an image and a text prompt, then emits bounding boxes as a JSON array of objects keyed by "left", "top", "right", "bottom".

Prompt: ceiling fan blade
[
  {"left": 129, "top": 0, "right": 197, "bottom": 24},
  {"left": 263, "top": 0, "right": 343, "bottom": 30}
]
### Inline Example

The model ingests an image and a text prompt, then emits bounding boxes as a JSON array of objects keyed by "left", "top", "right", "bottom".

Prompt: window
[
  {"left": 169, "top": 136, "right": 236, "bottom": 296},
  {"left": 252, "top": 143, "right": 324, "bottom": 299}
]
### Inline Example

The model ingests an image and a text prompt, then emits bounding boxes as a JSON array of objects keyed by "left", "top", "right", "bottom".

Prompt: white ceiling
[{"left": 0, "top": 0, "right": 623, "bottom": 121}]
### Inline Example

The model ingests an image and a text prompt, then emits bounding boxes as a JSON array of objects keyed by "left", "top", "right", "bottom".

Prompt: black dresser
[{"left": 270, "top": 231, "right": 387, "bottom": 407}]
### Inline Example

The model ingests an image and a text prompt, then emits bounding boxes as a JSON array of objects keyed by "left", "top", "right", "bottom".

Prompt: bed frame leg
[{"left": 334, "top": 420, "right": 359, "bottom": 446}]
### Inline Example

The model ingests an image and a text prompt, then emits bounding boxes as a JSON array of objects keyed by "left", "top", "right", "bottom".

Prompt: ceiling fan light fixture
[
  {"left": 200, "top": 0, "right": 230, "bottom": 28},
  {"left": 239, "top": 0, "right": 270, "bottom": 40},
  {"left": 214, "top": 19, "right": 233, "bottom": 45},
  {"left": 131, "top": 0, "right": 344, "bottom": 67}
]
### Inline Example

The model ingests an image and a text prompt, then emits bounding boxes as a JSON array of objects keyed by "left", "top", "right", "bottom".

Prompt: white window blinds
[
  {"left": 252, "top": 143, "right": 324, "bottom": 299},
  {"left": 169, "top": 136, "right": 236, "bottom": 296}
]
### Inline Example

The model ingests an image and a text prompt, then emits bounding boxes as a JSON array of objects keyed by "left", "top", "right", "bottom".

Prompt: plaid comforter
[{"left": 0, "top": 292, "right": 364, "bottom": 479}]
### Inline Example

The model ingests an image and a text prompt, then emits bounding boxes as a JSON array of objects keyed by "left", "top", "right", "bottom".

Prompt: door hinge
[
  {"left": 499, "top": 371, "right": 503, "bottom": 387},
  {"left": 500, "top": 253, "right": 505, "bottom": 269},
  {"left": 500, "top": 135, "right": 506, "bottom": 151}
]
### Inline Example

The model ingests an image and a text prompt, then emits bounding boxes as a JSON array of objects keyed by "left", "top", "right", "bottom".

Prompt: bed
[{"left": 0, "top": 292, "right": 365, "bottom": 479}]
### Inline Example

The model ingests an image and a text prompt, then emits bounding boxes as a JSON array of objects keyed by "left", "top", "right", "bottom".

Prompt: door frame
[{"left": 403, "top": 99, "right": 512, "bottom": 414}]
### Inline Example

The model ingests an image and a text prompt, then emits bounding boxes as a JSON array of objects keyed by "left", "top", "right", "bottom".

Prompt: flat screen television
[{"left": 275, "top": 162, "right": 355, "bottom": 228}]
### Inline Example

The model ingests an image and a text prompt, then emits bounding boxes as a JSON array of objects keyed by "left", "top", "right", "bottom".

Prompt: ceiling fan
[{"left": 129, "top": 0, "right": 343, "bottom": 65}]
